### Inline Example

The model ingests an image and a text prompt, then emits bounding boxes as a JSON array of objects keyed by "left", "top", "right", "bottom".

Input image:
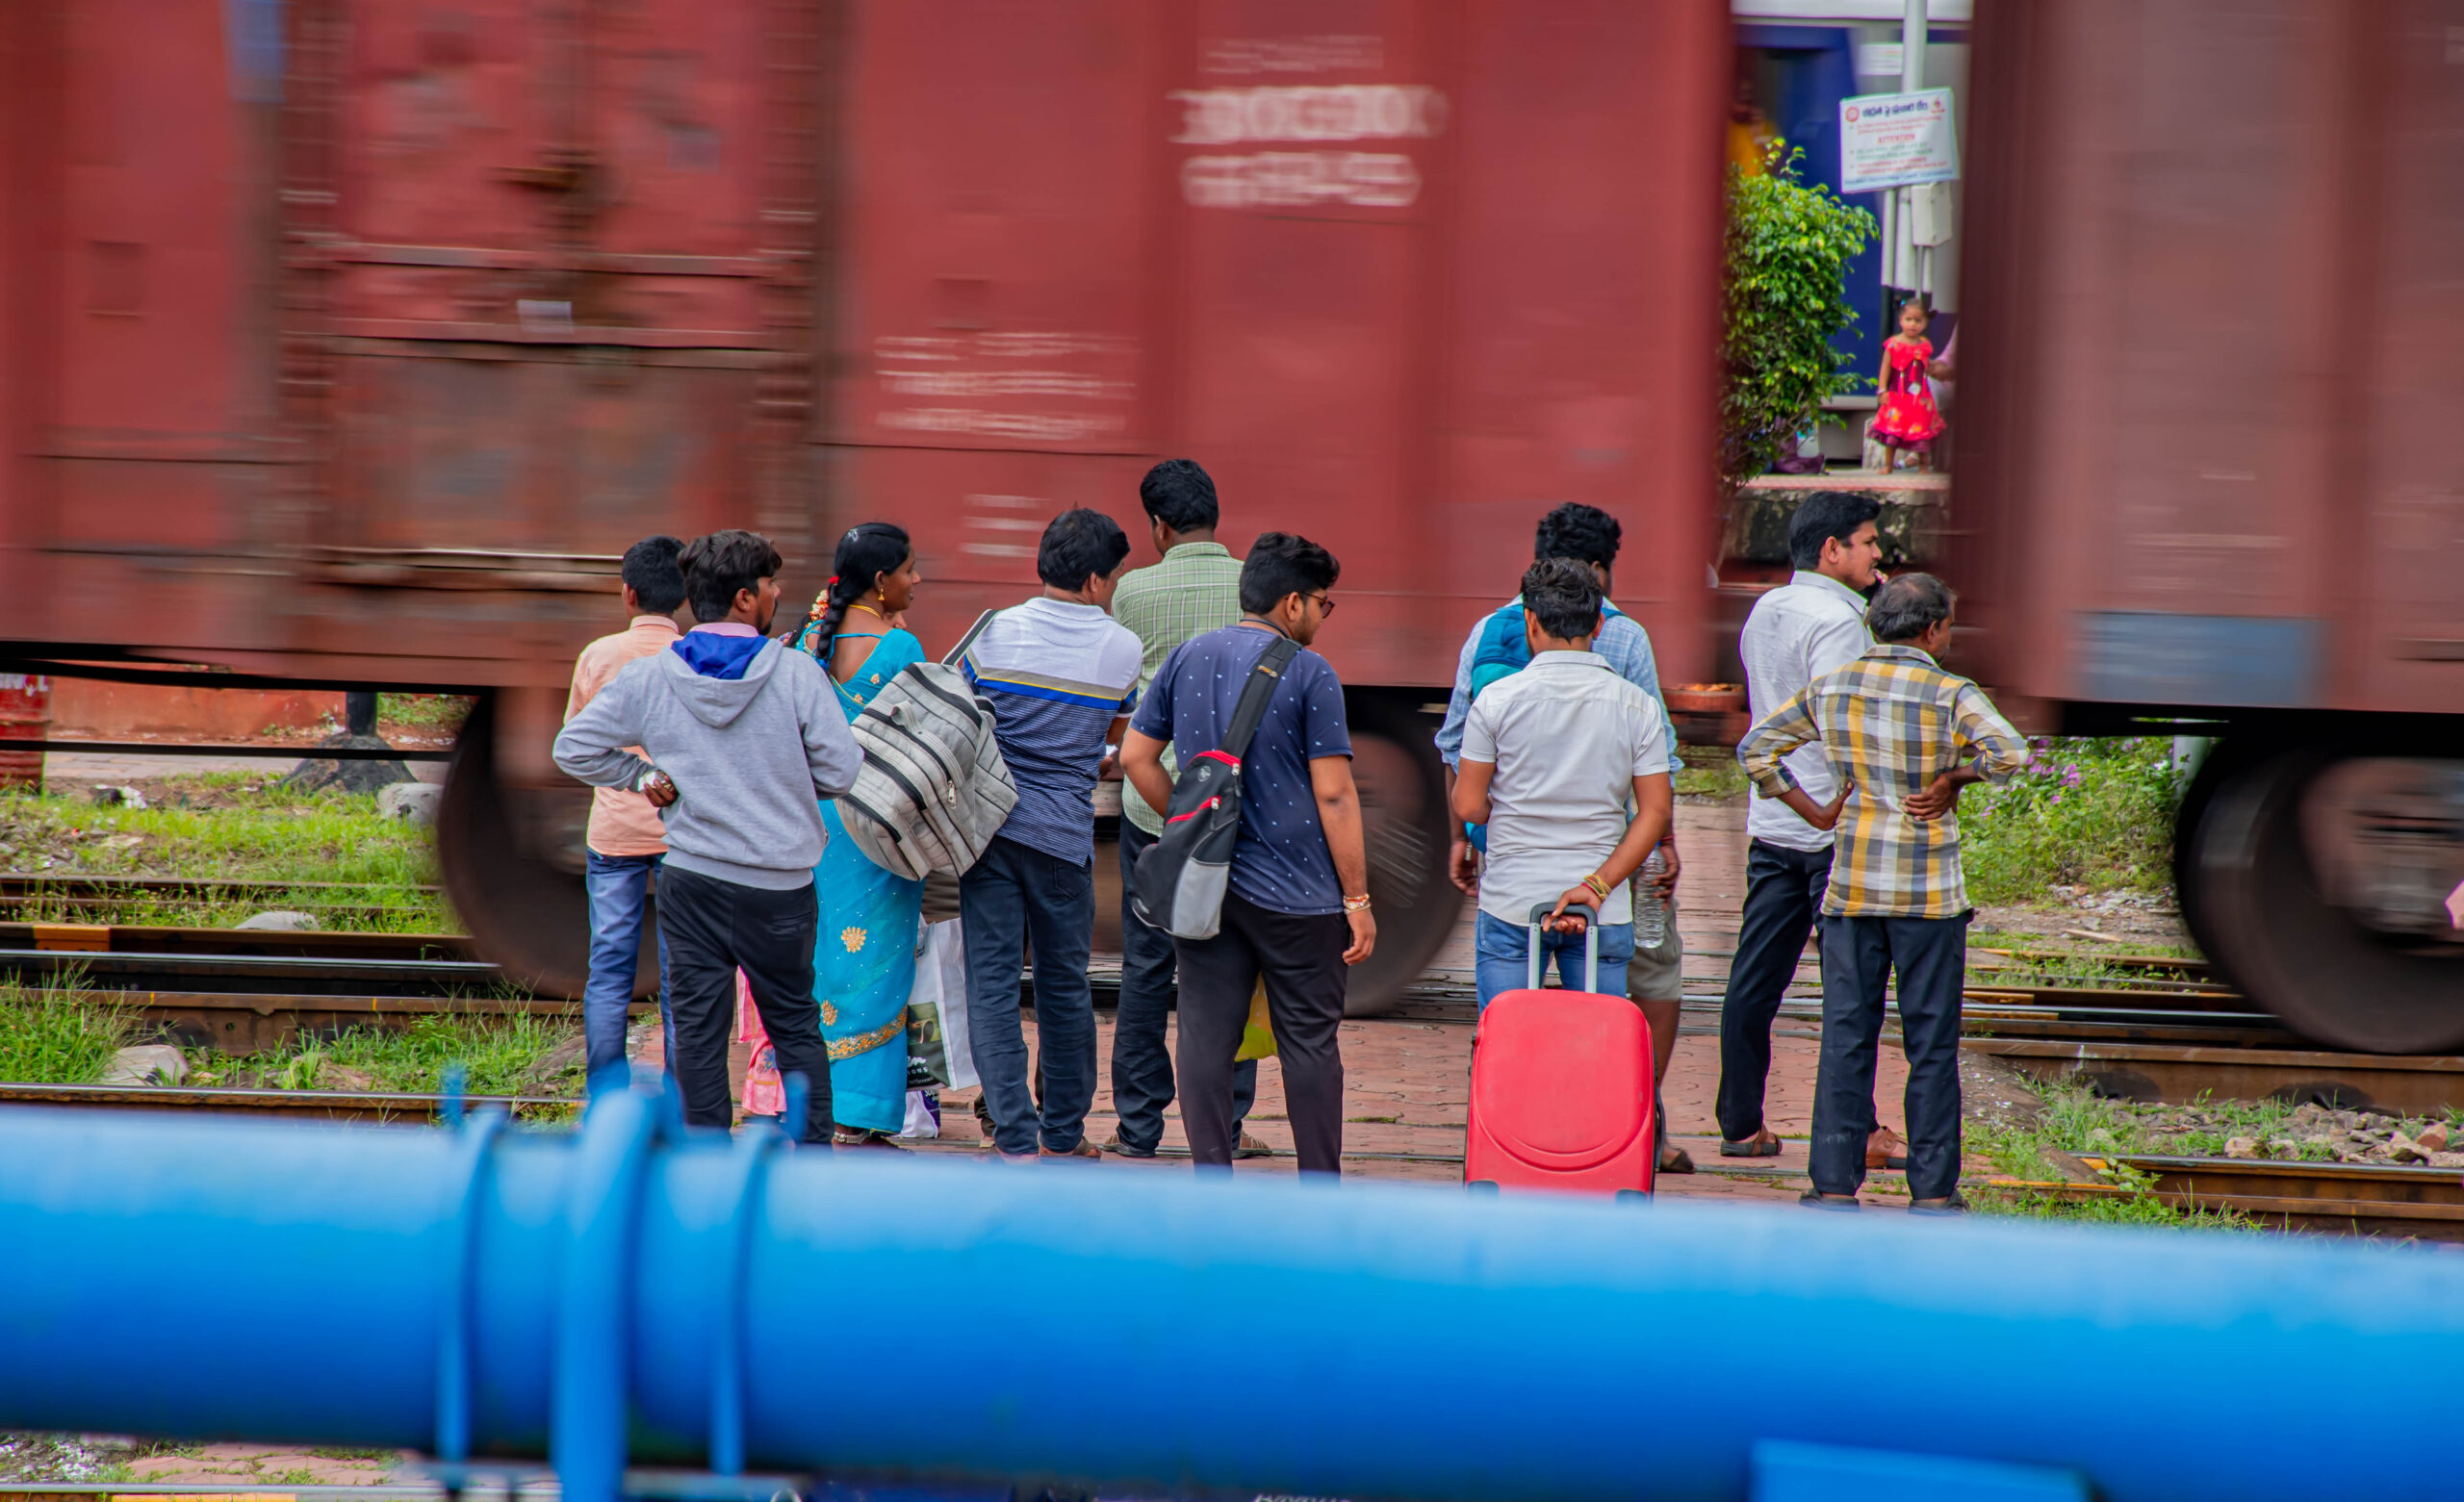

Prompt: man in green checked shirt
[{"left": 1101, "top": 459, "right": 1267, "bottom": 1158}]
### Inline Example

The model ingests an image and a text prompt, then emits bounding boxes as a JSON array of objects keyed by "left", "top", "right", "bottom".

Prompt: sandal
[
  {"left": 1720, "top": 1129, "right": 1784, "bottom": 1158},
  {"left": 833, "top": 1127, "right": 911, "bottom": 1152}
]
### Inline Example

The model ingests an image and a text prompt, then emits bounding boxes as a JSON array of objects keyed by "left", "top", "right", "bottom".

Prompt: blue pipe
[{"left": 0, "top": 1092, "right": 2456, "bottom": 1502}]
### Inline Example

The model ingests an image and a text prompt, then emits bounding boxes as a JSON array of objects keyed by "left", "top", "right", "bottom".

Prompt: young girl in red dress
[{"left": 1871, "top": 296, "right": 1945, "bottom": 471}]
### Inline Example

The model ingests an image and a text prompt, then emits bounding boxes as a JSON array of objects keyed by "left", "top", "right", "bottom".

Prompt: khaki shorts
[{"left": 1625, "top": 897, "right": 1683, "bottom": 1003}]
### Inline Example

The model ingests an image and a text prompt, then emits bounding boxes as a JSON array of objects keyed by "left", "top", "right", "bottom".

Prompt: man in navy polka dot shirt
[{"left": 1121, "top": 532, "right": 1374, "bottom": 1174}]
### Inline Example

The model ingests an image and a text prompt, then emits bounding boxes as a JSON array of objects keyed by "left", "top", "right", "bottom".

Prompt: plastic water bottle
[{"left": 1633, "top": 850, "right": 1667, "bottom": 950}]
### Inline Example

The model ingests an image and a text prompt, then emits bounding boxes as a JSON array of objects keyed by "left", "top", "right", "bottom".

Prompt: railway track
[
  {"left": 1998, "top": 1156, "right": 2464, "bottom": 1240},
  {"left": 0, "top": 872, "right": 442, "bottom": 924},
  {"left": 0, "top": 1080, "right": 572, "bottom": 1122},
  {"left": 5, "top": 923, "right": 2460, "bottom": 1123}
]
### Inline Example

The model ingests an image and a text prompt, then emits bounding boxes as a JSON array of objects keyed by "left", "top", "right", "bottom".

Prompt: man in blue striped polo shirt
[{"left": 960, "top": 507, "right": 1144, "bottom": 1161}]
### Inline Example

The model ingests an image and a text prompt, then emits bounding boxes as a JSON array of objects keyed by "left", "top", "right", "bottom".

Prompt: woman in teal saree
[{"left": 793, "top": 522, "right": 926, "bottom": 1146}]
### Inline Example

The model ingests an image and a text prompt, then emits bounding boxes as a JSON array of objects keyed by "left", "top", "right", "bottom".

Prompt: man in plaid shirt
[{"left": 1736, "top": 573, "right": 2027, "bottom": 1213}]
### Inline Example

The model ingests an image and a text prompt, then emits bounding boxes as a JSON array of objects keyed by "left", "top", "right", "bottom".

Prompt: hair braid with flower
[{"left": 804, "top": 522, "right": 913, "bottom": 662}]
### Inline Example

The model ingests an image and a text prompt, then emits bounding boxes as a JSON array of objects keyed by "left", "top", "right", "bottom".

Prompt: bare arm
[
  {"left": 1312, "top": 754, "right": 1376, "bottom": 965},
  {"left": 1544, "top": 772, "right": 1673, "bottom": 934},
  {"left": 1450, "top": 758, "right": 1496, "bottom": 827},
  {"left": 1120, "top": 727, "right": 1172, "bottom": 817}
]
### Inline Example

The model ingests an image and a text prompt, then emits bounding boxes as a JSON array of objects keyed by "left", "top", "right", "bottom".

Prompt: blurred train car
[
  {"left": 0, "top": 2, "right": 1728, "bottom": 1006},
  {"left": 1955, "top": 0, "right": 2464, "bottom": 1052}
]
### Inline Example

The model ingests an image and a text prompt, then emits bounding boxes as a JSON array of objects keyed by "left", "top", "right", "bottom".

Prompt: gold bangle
[{"left": 1343, "top": 893, "right": 1373, "bottom": 913}]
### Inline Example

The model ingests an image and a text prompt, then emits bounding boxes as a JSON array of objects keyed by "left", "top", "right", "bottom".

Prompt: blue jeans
[
  {"left": 961, "top": 836, "right": 1097, "bottom": 1156},
  {"left": 1474, "top": 909, "right": 1633, "bottom": 1010},
  {"left": 584, "top": 851, "right": 675, "bottom": 1083}
]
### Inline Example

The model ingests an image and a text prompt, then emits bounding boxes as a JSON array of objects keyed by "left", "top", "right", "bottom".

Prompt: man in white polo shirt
[
  {"left": 1716, "top": 491, "right": 1884, "bottom": 1159},
  {"left": 1450, "top": 559, "right": 1674, "bottom": 1010}
]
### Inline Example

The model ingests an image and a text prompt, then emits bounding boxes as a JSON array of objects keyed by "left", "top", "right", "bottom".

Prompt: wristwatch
[{"left": 1342, "top": 893, "right": 1373, "bottom": 913}]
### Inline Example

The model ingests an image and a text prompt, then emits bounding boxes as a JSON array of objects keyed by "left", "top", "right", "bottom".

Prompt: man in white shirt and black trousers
[{"left": 1716, "top": 492, "right": 1897, "bottom": 1162}]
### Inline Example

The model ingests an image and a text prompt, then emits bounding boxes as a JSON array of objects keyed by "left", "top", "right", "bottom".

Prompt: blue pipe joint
[{"left": 8, "top": 1084, "right": 2464, "bottom": 1502}]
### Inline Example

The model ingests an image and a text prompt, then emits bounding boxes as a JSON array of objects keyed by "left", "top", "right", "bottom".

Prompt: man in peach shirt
[{"left": 566, "top": 535, "right": 686, "bottom": 1082}]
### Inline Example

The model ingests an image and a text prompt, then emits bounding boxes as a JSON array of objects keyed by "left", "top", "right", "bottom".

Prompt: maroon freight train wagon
[
  {"left": 0, "top": 0, "right": 1728, "bottom": 1010},
  {"left": 10, "top": 0, "right": 2464, "bottom": 1054},
  {"left": 1955, "top": 0, "right": 2464, "bottom": 1053}
]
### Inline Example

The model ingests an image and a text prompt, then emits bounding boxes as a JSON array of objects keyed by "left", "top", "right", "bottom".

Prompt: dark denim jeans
[
  {"left": 1715, "top": 840, "right": 1833, "bottom": 1141},
  {"left": 1113, "top": 821, "right": 1253, "bottom": 1153},
  {"left": 1811, "top": 911, "right": 1969, "bottom": 1200},
  {"left": 583, "top": 850, "right": 675, "bottom": 1084},
  {"left": 655, "top": 865, "right": 834, "bottom": 1142},
  {"left": 962, "top": 835, "right": 1097, "bottom": 1156}
]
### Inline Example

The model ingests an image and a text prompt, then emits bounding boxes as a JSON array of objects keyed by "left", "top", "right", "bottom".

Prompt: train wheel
[
  {"left": 437, "top": 694, "right": 654, "bottom": 1002},
  {"left": 2183, "top": 744, "right": 2464, "bottom": 1054},
  {"left": 1341, "top": 691, "right": 1464, "bottom": 1016}
]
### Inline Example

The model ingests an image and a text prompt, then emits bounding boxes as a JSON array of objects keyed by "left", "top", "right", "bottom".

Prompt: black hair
[
  {"left": 1138, "top": 458, "right": 1219, "bottom": 535},
  {"left": 679, "top": 528, "right": 784, "bottom": 624},
  {"left": 620, "top": 535, "right": 686, "bottom": 614},
  {"left": 1787, "top": 491, "right": 1884, "bottom": 570},
  {"left": 1239, "top": 531, "right": 1340, "bottom": 614},
  {"left": 1865, "top": 572, "right": 1956, "bottom": 644},
  {"left": 808, "top": 522, "right": 912, "bottom": 651},
  {"left": 1521, "top": 558, "right": 1604, "bottom": 642},
  {"left": 1534, "top": 502, "right": 1623, "bottom": 570},
  {"left": 1037, "top": 507, "right": 1132, "bottom": 592},
  {"left": 1898, "top": 293, "right": 1932, "bottom": 318}
]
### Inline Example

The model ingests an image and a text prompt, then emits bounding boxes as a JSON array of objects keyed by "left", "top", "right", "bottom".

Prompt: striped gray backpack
[{"left": 834, "top": 612, "right": 1016, "bottom": 881}]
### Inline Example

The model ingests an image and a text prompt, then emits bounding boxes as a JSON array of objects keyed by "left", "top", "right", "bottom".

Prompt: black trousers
[
  {"left": 1812, "top": 912, "right": 1969, "bottom": 1200},
  {"left": 1174, "top": 892, "right": 1349, "bottom": 1174},
  {"left": 656, "top": 865, "right": 833, "bottom": 1142},
  {"left": 1112, "top": 822, "right": 1256, "bottom": 1153},
  {"left": 1715, "top": 840, "right": 1834, "bottom": 1141}
]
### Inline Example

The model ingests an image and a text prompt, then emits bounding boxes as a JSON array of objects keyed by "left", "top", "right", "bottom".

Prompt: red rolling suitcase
[{"left": 1464, "top": 904, "right": 1656, "bottom": 1199}]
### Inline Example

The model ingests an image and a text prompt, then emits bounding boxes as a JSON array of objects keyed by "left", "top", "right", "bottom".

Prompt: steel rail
[
  {"left": 0, "top": 738, "right": 453, "bottom": 761},
  {"left": 1964, "top": 1037, "right": 2464, "bottom": 1116},
  {"left": 2027, "top": 1154, "right": 2464, "bottom": 1240},
  {"left": 0, "top": 1081, "right": 570, "bottom": 1121}
]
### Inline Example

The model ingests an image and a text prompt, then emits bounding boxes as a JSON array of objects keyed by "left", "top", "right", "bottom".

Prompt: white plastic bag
[{"left": 903, "top": 917, "right": 978, "bottom": 1091}]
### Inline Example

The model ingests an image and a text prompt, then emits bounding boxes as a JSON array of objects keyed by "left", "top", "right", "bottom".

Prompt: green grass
[
  {"left": 190, "top": 1011, "right": 582, "bottom": 1098},
  {"left": 1961, "top": 737, "right": 2181, "bottom": 904},
  {"left": 0, "top": 774, "right": 450, "bottom": 931},
  {"left": 1965, "top": 1077, "right": 2252, "bottom": 1229},
  {"left": 0, "top": 978, "right": 133, "bottom": 1083},
  {"left": 1676, "top": 743, "right": 1747, "bottom": 800},
  {"left": 1966, "top": 932, "right": 2205, "bottom": 987},
  {"left": 377, "top": 693, "right": 475, "bottom": 731}
]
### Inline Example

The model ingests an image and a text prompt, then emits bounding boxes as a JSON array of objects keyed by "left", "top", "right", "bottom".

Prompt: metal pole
[
  {"left": 1901, "top": 0, "right": 1927, "bottom": 296},
  {"left": 2, "top": 1095, "right": 2462, "bottom": 1502}
]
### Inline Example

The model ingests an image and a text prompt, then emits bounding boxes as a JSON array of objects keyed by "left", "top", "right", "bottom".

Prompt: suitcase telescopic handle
[{"left": 1526, "top": 902, "right": 1601, "bottom": 994}]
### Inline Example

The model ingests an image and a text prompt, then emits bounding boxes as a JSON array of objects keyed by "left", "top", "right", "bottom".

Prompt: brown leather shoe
[{"left": 1866, "top": 1125, "right": 1910, "bottom": 1170}]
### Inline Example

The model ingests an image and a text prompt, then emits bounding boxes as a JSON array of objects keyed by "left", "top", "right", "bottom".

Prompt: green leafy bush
[
  {"left": 1720, "top": 145, "right": 1877, "bottom": 486},
  {"left": 1962, "top": 737, "right": 2181, "bottom": 903}
]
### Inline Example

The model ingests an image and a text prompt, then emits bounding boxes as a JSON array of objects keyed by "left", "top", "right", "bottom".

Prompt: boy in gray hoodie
[{"left": 553, "top": 529, "right": 862, "bottom": 1140}]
